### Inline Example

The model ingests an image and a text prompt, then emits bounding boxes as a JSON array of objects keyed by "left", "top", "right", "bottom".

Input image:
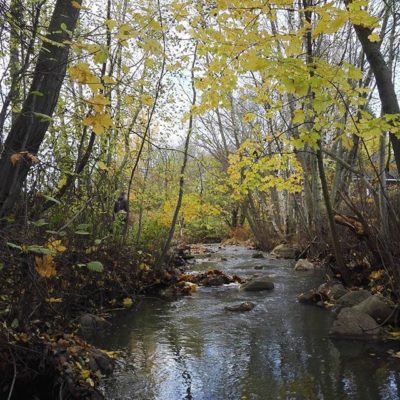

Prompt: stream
[{"left": 95, "top": 244, "right": 400, "bottom": 400}]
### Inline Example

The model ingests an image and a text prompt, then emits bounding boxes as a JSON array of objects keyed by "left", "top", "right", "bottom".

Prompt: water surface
[{"left": 96, "top": 245, "right": 400, "bottom": 400}]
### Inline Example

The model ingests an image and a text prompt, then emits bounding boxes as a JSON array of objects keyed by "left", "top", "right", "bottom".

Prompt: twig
[{"left": 7, "top": 348, "right": 16, "bottom": 400}]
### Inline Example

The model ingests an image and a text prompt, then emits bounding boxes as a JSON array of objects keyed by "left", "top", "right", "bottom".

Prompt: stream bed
[{"left": 95, "top": 245, "right": 400, "bottom": 400}]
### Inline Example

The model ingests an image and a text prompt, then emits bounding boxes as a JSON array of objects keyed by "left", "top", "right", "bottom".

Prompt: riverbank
[{"left": 0, "top": 241, "right": 186, "bottom": 399}]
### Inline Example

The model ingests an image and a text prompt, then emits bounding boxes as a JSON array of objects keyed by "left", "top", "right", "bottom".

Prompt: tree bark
[
  {"left": 345, "top": 0, "right": 400, "bottom": 173},
  {"left": 0, "top": 0, "right": 82, "bottom": 218}
]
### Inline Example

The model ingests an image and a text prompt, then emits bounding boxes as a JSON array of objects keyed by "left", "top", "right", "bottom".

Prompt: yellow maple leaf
[{"left": 35, "top": 255, "right": 57, "bottom": 278}]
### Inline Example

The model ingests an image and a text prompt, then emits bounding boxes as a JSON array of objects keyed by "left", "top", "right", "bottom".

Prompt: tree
[{"left": 0, "top": 0, "right": 82, "bottom": 218}]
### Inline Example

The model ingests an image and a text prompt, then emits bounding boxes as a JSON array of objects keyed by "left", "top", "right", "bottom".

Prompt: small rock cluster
[{"left": 298, "top": 282, "right": 396, "bottom": 339}]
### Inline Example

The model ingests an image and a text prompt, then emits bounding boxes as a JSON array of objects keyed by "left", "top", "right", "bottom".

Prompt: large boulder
[
  {"left": 329, "top": 308, "right": 381, "bottom": 338},
  {"left": 271, "top": 244, "right": 300, "bottom": 259},
  {"left": 241, "top": 276, "right": 274, "bottom": 291},
  {"left": 353, "top": 295, "right": 393, "bottom": 324},
  {"left": 336, "top": 290, "right": 372, "bottom": 308},
  {"left": 294, "top": 259, "right": 315, "bottom": 271}
]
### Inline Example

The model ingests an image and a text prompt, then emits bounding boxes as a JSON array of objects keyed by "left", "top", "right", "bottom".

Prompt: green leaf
[
  {"left": 11, "top": 318, "right": 19, "bottom": 329},
  {"left": 87, "top": 261, "right": 104, "bottom": 272},
  {"left": 75, "top": 230, "right": 90, "bottom": 235},
  {"left": 30, "top": 90, "right": 44, "bottom": 97},
  {"left": 31, "top": 219, "right": 48, "bottom": 227},
  {"left": 7, "top": 242, "right": 22, "bottom": 251},
  {"left": 76, "top": 224, "right": 90, "bottom": 230},
  {"left": 43, "top": 195, "right": 61, "bottom": 205},
  {"left": 27, "top": 245, "right": 54, "bottom": 255},
  {"left": 33, "top": 112, "right": 53, "bottom": 122}
]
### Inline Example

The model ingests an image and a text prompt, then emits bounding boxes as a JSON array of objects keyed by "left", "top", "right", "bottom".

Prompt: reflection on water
[{"left": 96, "top": 245, "right": 400, "bottom": 400}]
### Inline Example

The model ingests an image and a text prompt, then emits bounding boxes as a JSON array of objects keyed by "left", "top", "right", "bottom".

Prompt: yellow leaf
[
  {"left": 83, "top": 112, "right": 112, "bottom": 134},
  {"left": 71, "top": 1, "right": 83, "bottom": 9},
  {"left": 103, "top": 76, "right": 116, "bottom": 84},
  {"left": 389, "top": 331, "right": 400, "bottom": 337},
  {"left": 122, "top": 298, "right": 133, "bottom": 307},
  {"left": 124, "top": 95, "right": 134, "bottom": 105},
  {"left": 368, "top": 33, "right": 381, "bottom": 43},
  {"left": 141, "top": 94, "right": 154, "bottom": 106},
  {"left": 46, "top": 297, "right": 63, "bottom": 303},
  {"left": 47, "top": 240, "right": 66, "bottom": 253},
  {"left": 80, "top": 369, "right": 91, "bottom": 379},
  {"left": 243, "top": 113, "right": 256, "bottom": 123},
  {"left": 35, "top": 255, "right": 57, "bottom": 278},
  {"left": 293, "top": 109, "right": 305, "bottom": 124},
  {"left": 369, "top": 270, "right": 383, "bottom": 280},
  {"left": 87, "top": 94, "right": 111, "bottom": 112}
]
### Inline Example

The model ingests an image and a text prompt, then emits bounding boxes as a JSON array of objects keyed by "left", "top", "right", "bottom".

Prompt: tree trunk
[
  {"left": 345, "top": 0, "right": 400, "bottom": 174},
  {"left": 158, "top": 45, "right": 197, "bottom": 266},
  {"left": 0, "top": 0, "right": 82, "bottom": 218}
]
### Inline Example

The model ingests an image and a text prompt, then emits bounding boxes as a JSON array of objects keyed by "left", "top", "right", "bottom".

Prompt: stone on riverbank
[
  {"left": 353, "top": 295, "right": 393, "bottom": 324},
  {"left": 79, "top": 314, "right": 110, "bottom": 336},
  {"left": 336, "top": 290, "right": 372, "bottom": 308},
  {"left": 329, "top": 308, "right": 381, "bottom": 338},
  {"left": 225, "top": 302, "right": 255, "bottom": 312},
  {"left": 294, "top": 259, "right": 315, "bottom": 271},
  {"left": 241, "top": 276, "right": 274, "bottom": 291},
  {"left": 318, "top": 281, "right": 347, "bottom": 300},
  {"left": 271, "top": 244, "right": 300, "bottom": 259}
]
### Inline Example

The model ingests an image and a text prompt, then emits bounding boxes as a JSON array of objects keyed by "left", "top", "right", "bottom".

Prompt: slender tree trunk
[
  {"left": 303, "top": 0, "right": 349, "bottom": 284},
  {"left": 0, "top": 0, "right": 82, "bottom": 218},
  {"left": 158, "top": 45, "right": 198, "bottom": 266}
]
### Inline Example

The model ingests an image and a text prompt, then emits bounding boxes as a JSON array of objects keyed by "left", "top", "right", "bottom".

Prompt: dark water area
[{"left": 94, "top": 245, "right": 400, "bottom": 400}]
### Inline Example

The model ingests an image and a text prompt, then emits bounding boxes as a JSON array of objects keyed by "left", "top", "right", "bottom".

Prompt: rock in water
[
  {"left": 225, "top": 302, "right": 255, "bottom": 312},
  {"left": 353, "top": 295, "right": 393, "bottom": 323},
  {"left": 252, "top": 252, "right": 265, "bottom": 259},
  {"left": 271, "top": 244, "right": 300, "bottom": 259},
  {"left": 294, "top": 259, "right": 314, "bottom": 271},
  {"left": 336, "top": 290, "right": 372, "bottom": 308},
  {"left": 241, "top": 276, "right": 274, "bottom": 291},
  {"left": 329, "top": 308, "right": 381, "bottom": 338}
]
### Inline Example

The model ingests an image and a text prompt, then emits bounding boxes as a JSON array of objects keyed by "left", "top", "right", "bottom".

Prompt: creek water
[{"left": 96, "top": 245, "right": 400, "bottom": 400}]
